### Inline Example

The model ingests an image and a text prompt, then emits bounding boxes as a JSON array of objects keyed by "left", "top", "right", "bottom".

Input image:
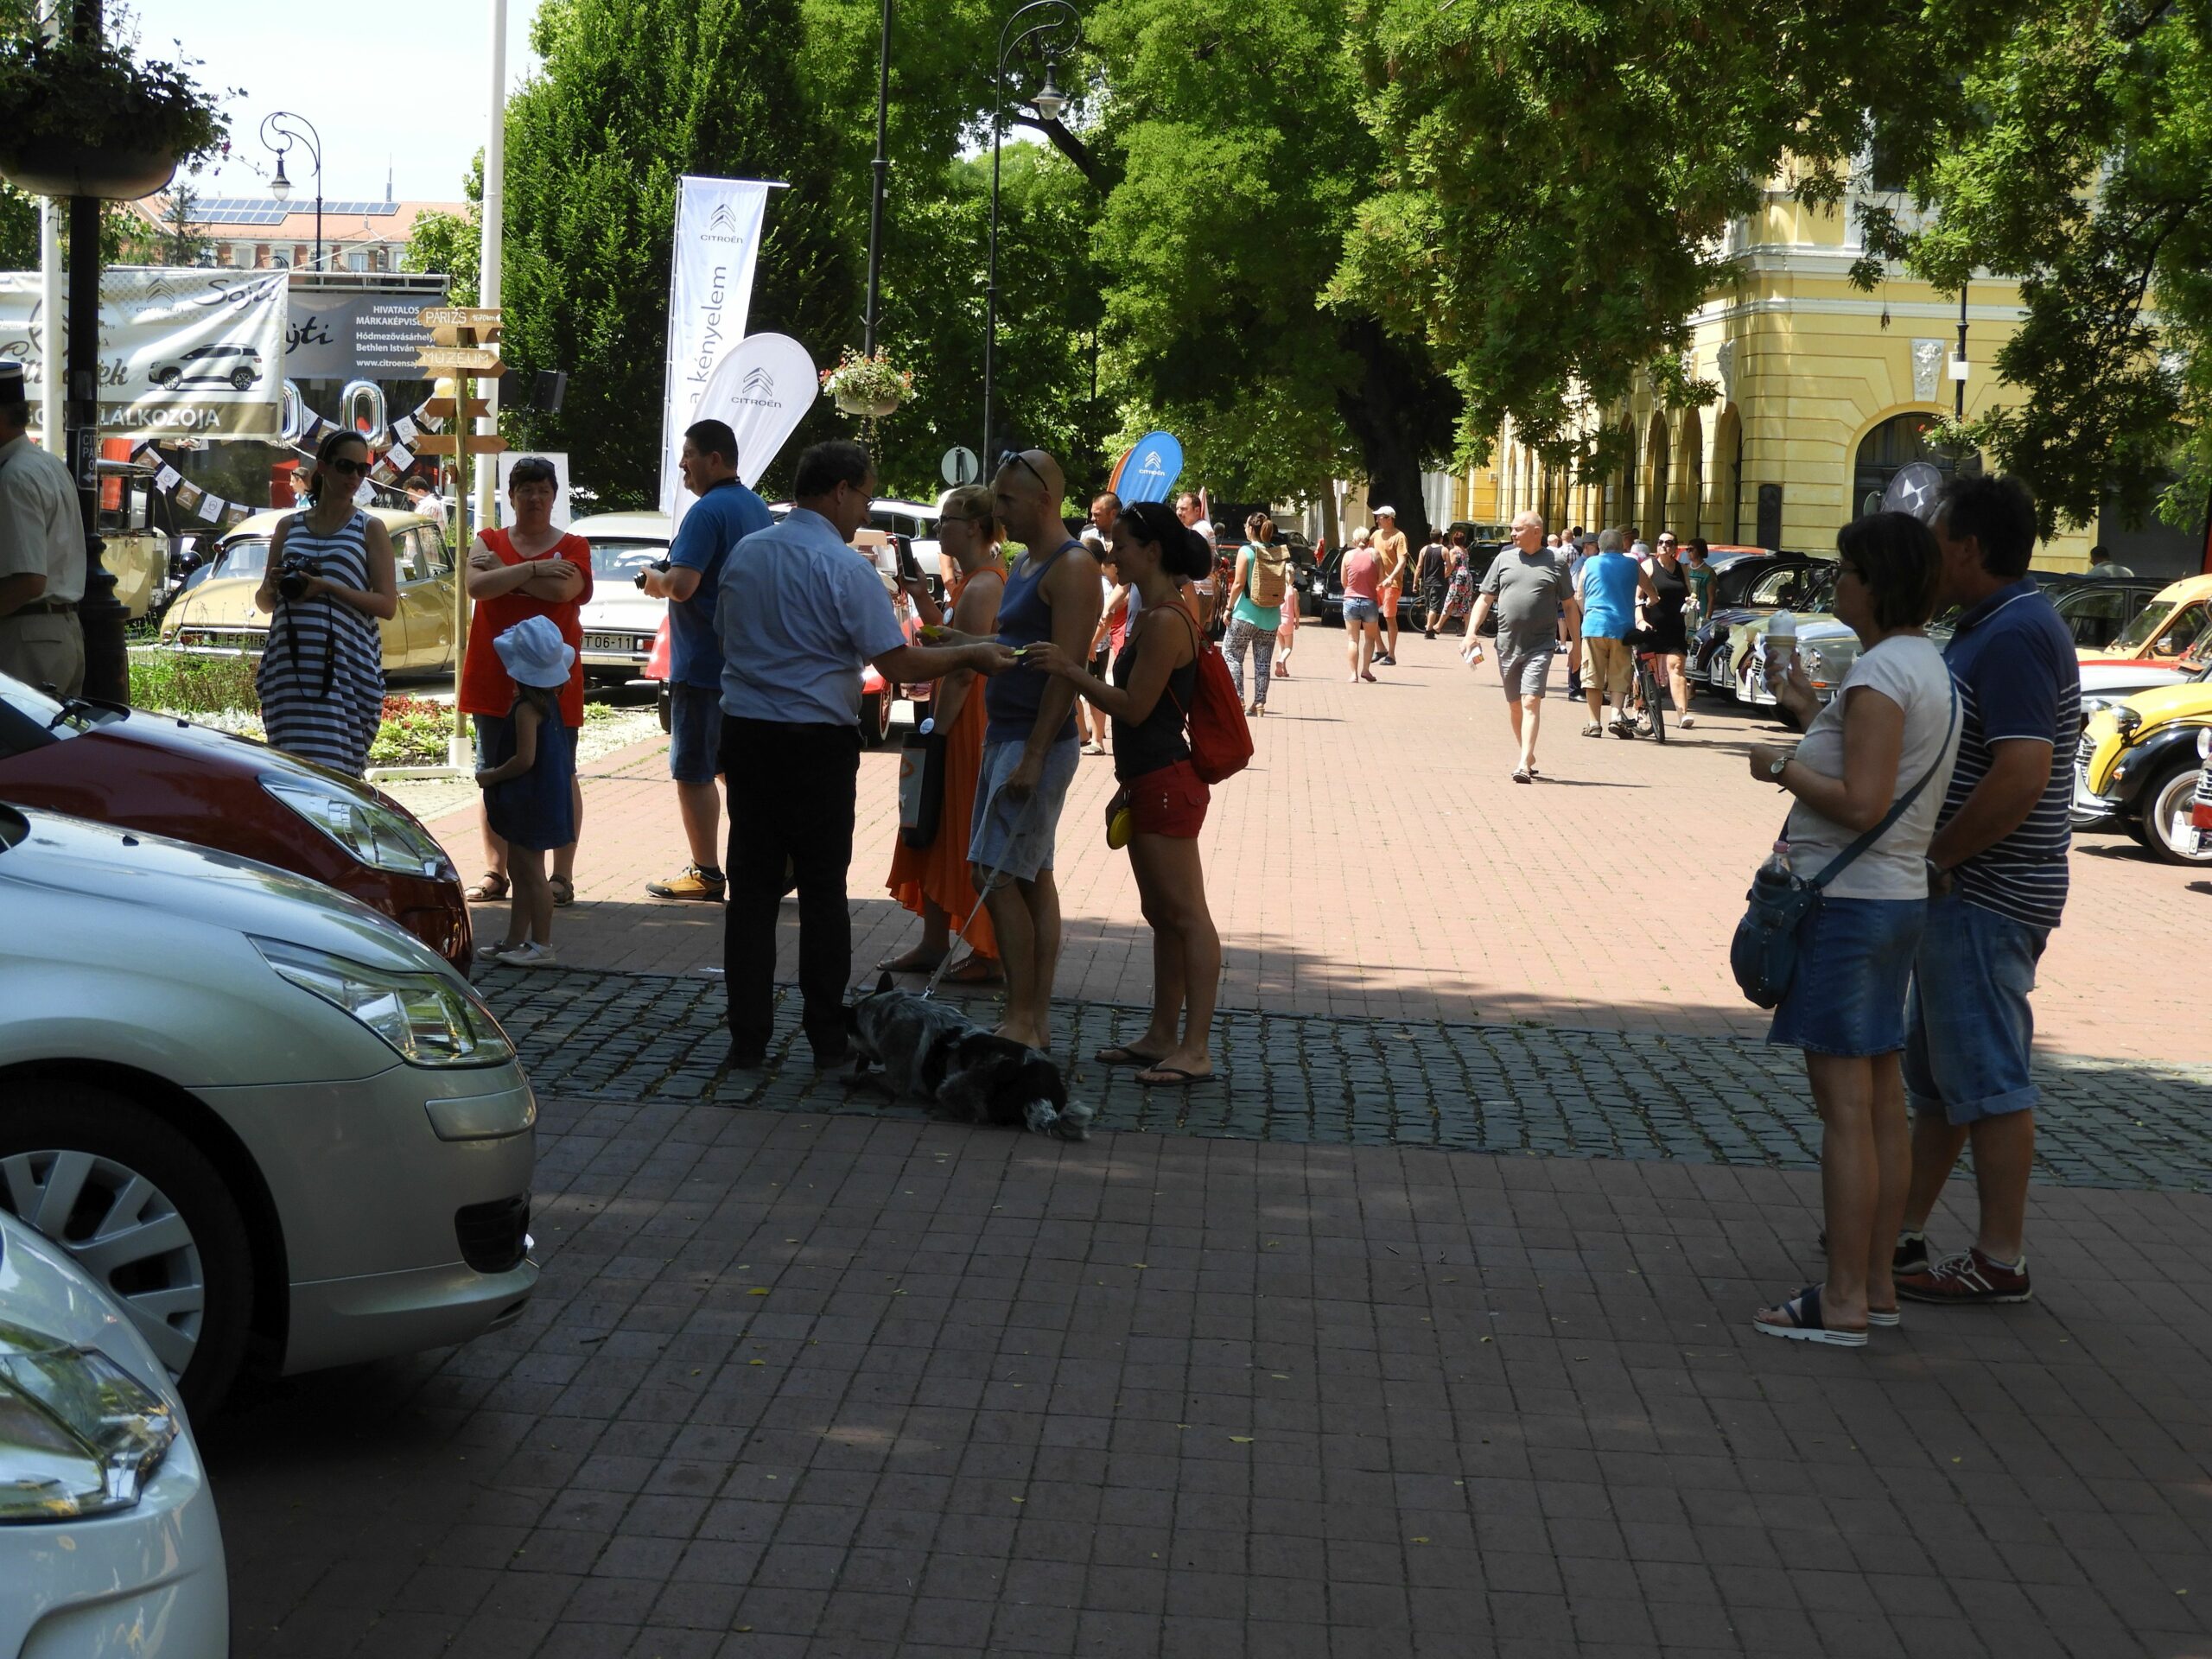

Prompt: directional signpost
[{"left": 416, "top": 306, "right": 505, "bottom": 769}]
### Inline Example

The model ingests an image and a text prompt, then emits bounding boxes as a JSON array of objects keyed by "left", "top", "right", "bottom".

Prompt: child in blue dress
[{"left": 474, "top": 615, "right": 578, "bottom": 967}]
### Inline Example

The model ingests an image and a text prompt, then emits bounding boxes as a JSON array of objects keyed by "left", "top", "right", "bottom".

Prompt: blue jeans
[
  {"left": 1767, "top": 896, "right": 1927, "bottom": 1057},
  {"left": 1904, "top": 893, "right": 2050, "bottom": 1124}
]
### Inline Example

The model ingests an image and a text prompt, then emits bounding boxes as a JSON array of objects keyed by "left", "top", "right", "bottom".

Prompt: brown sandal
[
  {"left": 466, "top": 872, "right": 509, "bottom": 901},
  {"left": 549, "top": 874, "right": 575, "bottom": 907}
]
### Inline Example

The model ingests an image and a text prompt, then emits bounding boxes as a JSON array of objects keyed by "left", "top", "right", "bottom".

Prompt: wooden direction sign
[
  {"left": 417, "top": 306, "right": 504, "bottom": 327},
  {"left": 422, "top": 396, "right": 493, "bottom": 420},
  {"left": 416, "top": 346, "right": 506, "bottom": 373},
  {"left": 413, "top": 433, "right": 511, "bottom": 456}
]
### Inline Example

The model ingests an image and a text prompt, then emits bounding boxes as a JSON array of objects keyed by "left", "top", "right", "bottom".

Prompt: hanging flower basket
[
  {"left": 0, "top": 29, "right": 227, "bottom": 202},
  {"left": 821, "top": 347, "right": 915, "bottom": 420}
]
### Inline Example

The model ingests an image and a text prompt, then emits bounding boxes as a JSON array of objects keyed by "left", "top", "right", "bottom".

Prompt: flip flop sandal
[
  {"left": 466, "top": 873, "right": 509, "bottom": 902},
  {"left": 1095, "top": 1045, "right": 1166, "bottom": 1067},
  {"left": 1136, "top": 1065, "right": 1214, "bottom": 1088},
  {"left": 877, "top": 951, "right": 947, "bottom": 974},
  {"left": 944, "top": 956, "right": 1004, "bottom": 985},
  {"left": 549, "top": 874, "right": 575, "bottom": 908},
  {"left": 1754, "top": 1284, "right": 1868, "bottom": 1346}
]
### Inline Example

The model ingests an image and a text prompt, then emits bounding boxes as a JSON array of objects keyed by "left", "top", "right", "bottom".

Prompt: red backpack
[{"left": 1164, "top": 603, "right": 1252, "bottom": 784}]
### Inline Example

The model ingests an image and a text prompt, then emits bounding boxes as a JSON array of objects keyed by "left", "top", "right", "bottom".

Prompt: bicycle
[{"left": 1630, "top": 638, "right": 1668, "bottom": 745}]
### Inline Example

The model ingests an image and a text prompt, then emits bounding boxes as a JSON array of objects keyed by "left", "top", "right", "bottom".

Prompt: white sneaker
[
  {"left": 502, "top": 942, "right": 561, "bottom": 969},
  {"left": 1679, "top": 714, "right": 1697, "bottom": 728},
  {"left": 476, "top": 939, "right": 521, "bottom": 964}
]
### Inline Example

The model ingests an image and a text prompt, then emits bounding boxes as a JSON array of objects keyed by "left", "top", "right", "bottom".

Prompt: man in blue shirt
[
  {"left": 1575, "top": 529, "right": 1656, "bottom": 738},
  {"left": 639, "top": 419, "right": 772, "bottom": 902},
  {"left": 716, "top": 440, "right": 1013, "bottom": 1069},
  {"left": 1897, "top": 474, "right": 2081, "bottom": 1305}
]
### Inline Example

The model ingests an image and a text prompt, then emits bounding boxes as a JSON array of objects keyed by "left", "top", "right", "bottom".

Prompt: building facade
[{"left": 124, "top": 192, "right": 466, "bottom": 278}]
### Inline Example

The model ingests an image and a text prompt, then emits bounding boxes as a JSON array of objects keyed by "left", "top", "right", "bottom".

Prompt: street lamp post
[
  {"left": 861, "top": 0, "right": 893, "bottom": 355},
  {"left": 261, "top": 111, "right": 323, "bottom": 270},
  {"left": 982, "top": 0, "right": 1080, "bottom": 465}
]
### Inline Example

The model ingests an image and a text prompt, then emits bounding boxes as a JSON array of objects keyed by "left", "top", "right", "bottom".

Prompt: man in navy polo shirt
[
  {"left": 1895, "top": 474, "right": 2081, "bottom": 1305},
  {"left": 639, "top": 418, "right": 772, "bottom": 902}
]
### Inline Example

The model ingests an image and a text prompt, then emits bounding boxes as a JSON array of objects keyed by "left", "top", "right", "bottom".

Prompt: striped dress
[{"left": 256, "top": 508, "right": 386, "bottom": 777}]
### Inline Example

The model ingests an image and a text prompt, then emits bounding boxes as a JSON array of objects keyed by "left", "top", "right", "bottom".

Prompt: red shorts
[{"left": 1123, "top": 758, "right": 1210, "bottom": 839}]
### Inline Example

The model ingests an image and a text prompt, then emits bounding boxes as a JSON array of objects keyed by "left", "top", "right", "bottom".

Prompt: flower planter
[
  {"left": 0, "top": 136, "right": 176, "bottom": 200},
  {"left": 835, "top": 391, "right": 904, "bottom": 418}
]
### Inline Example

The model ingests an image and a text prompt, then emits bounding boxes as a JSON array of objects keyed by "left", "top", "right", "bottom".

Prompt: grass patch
[{"left": 129, "top": 649, "right": 260, "bottom": 715}]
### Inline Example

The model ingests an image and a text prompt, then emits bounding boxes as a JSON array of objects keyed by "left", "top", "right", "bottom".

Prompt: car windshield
[
  {"left": 211, "top": 536, "right": 272, "bottom": 580},
  {"left": 587, "top": 537, "right": 667, "bottom": 580},
  {"left": 0, "top": 671, "right": 103, "bottom": 740}
]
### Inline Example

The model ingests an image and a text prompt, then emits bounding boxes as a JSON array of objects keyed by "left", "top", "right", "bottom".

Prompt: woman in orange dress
[{"left": 881, "top": 484, "right": 1007, "bottom": 981}]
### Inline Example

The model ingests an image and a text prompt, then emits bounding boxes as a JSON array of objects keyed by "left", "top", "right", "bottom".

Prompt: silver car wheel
[
  {"left": 0, "top": 1148, "right": 207, "bottom": 1376},
  {"left": 2151, "top": 768, "right": 2212, "bottom": 865}
]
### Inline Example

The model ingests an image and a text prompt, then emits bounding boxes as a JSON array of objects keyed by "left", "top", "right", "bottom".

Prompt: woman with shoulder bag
[
  {"left": 1024, "top": 501, "right": 1219, "bottom": 1088},
  {"left": 1223, "top": 512, "right": 1287, "bottom": 715},
  {"left": 252, "top": 430, "right": 397, "bottom": 777},
  {"left": 1745, "top": 511, "right": 1961, "bottom": 1347}
]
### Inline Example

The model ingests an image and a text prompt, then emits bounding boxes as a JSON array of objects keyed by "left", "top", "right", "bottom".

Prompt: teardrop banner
[
  {"left": 689, "top": 332, "right": 818, "bottom": 496},
  {"left": 1109, "top": 429, "right": 1184, "bottom": 505}
]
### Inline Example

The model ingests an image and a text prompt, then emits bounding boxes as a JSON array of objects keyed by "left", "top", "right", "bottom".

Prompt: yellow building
[{"left": 1460, "top": 184, "right": 2101, "bottom": 564}]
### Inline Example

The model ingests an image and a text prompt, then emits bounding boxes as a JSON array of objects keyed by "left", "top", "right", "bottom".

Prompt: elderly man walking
[
  {"left": 1465, "top": 511, "right": 1574, "bottom": 783},
  {"left": 715, "top": 440, "right": 1014, "bottom": 1070},
  {"left": 975, "top": 449, "right": 1103, "bottom": 1052},
  {"left": 1578, "top": 529, "right": 1657, "bottom": 738}
]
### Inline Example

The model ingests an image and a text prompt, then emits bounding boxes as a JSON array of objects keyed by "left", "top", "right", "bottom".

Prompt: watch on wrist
[{"left": 1767, "top": 755, "right": 1789, "bottom": 779}]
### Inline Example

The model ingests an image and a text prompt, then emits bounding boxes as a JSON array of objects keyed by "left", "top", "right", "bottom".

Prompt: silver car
[{"left": 0, "top": 802, "right": 537, "bottom": 1414}]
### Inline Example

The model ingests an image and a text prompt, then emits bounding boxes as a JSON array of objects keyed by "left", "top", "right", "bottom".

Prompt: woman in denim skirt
[{"left": 1745, "top": 512, "right": 1961, "bottom": 1346}]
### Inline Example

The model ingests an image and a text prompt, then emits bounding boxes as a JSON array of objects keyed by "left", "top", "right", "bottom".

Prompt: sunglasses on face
[
  {"left": 995, "top": 449, "right": 1050, "bottom": 493},
  {"left": 325, "top": 456, "right": 372, "bottom": 478}
]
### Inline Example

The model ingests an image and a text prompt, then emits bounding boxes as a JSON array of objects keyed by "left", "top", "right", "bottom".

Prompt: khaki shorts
[
  {"left": 0, "top": 611, "right": 85, "bottom": 700},
  {"left": 1585, "top": 635, "right": 1633, "bottom": 701}
]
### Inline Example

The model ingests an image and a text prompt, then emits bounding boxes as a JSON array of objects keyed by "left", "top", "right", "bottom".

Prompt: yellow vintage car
[
  {"left": 157, "top": 507, "right": 458, "bottom": 677},
  {"left": 97, "top": 459, "right": 168, "bottom": 620},
  {"left": 2071, "top": 660, "right": 2212, "bottom": 864}
]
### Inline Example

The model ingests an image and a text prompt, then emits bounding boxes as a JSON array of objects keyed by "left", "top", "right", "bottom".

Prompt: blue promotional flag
[{"left": 1110, "top": 430, "right": 1183, "bottom": 505}]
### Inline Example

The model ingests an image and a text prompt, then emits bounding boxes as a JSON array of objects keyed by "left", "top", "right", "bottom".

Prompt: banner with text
[
  {"left": 0, "top": 269, "right": 286, "bottom": 439},
  {"left": 691, "top": 334, "right": 816, "bottom": 492},
  {"left": 660, "top": 177, "right": 773, "bottom": 526}
]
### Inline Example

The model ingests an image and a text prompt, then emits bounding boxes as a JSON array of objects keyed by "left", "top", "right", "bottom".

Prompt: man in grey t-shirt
[{"left": 1466, "top": 510, "right": 1576, "bottom": 782}]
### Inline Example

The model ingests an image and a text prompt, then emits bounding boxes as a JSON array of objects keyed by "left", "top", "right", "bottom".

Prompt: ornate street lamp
[
  {"left": 260, "top": 110, "right": 322, "bottom": 270},
  {"left": 982, "top": 0, "right": 1081, "bottom": 465}
]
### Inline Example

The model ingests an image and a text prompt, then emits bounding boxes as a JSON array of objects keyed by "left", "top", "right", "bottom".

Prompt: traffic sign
[
  {"left": 413, "top": 433, "right": 511, "bottom": 456},
  {"left": 416, "top": 346, "right": 506, "bottom": 373},
  {"left": 417, "top": 306, "right": 504, "bottom": 327},
  {"left": 422, "top": 396, "right": 493, "bottom": 420},
  {"left": 941, "top": 445, "right": 979, "bottom": 487}
]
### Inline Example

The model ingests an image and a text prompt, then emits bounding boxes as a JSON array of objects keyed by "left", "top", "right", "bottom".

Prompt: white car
[
  {"left": 572, "top": 510, "right": 672, "bottom": 683},
  {"left": 0, "top": 801, "right": 538, "bottom": 1414},
  {"left": 0, "top": 1209, "right": 227, "bottom": 1657}
]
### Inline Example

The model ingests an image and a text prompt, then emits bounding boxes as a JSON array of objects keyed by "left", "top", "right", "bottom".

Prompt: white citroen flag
[
  {"left": 660, "top": 176, "right": 773, "bottom": 524},
  {"left": 691, "top": 334, "right": 817, "bottom": 491}
]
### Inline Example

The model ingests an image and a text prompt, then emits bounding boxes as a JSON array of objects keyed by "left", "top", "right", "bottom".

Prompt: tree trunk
[{"left": 1332, "top": 315, "right": 1453, "bottom": 546}]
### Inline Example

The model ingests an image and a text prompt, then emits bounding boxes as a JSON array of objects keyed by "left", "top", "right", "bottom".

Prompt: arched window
[
  {"left": 1644, "top": 412, "right": 1670, "bottom": 542},
  {"left": 1676, "top": 415, "right": 1704, "bottom": 540},
  {"left": 1853, "top": 412, "right": 1980, "bottom": 519}
]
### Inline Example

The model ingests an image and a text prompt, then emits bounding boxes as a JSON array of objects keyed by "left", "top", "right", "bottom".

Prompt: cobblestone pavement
[
  {"left": 480, "top": 968, "right": 2212, "bottom": 1194},
  {"left": 207, "top": 1103, "right": 2212, "bottom": 1659}
]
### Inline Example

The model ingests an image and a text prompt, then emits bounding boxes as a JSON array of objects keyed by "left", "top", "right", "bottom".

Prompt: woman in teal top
[{"left": 1223, "top": 511, "right": 1287, "bottom": 715}]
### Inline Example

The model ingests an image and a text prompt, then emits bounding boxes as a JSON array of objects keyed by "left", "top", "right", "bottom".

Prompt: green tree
[
  {"left": 1088, "top": 0, "right": 1458, "bottom": 534},
  {"left": 498, "top": 0, "right": 861, "bottom": 507}
]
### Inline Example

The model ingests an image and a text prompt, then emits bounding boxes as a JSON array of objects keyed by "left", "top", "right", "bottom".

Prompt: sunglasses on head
[
  {"left": 995, "top": 449, "right": 1050, "bottom": 493},
  {"left": 325, "top": 455, "right": 372, "bottom": 478}
]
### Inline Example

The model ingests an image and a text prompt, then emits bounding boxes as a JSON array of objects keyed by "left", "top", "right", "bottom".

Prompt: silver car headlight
[
  {"left": 0, "top": 1320, "right": 176, "bottom": 1523},
  {"left": 2080, "top": 696, "right": 2117, "bottom": 721},
  {"left": 253, "top": 938, "right": 515, "bottom": 1068},
  {"left": 263, "top": 776, "right": 454, "bottom": 879}
]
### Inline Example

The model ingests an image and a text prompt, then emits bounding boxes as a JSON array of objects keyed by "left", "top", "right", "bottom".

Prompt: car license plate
[{"left": 584, "top": 632, "right": 643, "bottom": 653}]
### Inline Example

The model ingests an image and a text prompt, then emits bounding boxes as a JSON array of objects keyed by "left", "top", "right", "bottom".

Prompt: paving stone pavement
[
  {"left": 206, "top": 1102, "right": 2212, "bottom": 1659},
  {"left": 477, "top": 968, "right": 2212, "bottom": 1194}
]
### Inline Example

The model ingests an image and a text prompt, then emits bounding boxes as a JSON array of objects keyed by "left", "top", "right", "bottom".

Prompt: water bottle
[{"left": 1767, "top": 609, "right": 1797, "bottom": 683}]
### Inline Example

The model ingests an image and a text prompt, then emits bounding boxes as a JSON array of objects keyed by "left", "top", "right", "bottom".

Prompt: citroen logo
[
  {"left": 740, "top": 365, "right": 774, "bottom": 397},
  {"left": 707, "top": 202, "right": 740, "bottom": 234}
]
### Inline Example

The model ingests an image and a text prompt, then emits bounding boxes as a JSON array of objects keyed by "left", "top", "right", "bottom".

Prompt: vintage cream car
[{"left": 157, "top": 507, "right": 458, "bottom": 677}]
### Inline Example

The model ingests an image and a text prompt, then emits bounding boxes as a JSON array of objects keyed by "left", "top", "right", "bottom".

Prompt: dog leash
[{"left": 918, "top": 784, "right": 1032, "bottom": 1000}]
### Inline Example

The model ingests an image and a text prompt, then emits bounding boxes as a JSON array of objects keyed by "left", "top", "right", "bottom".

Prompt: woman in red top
[{"left": 459, "top": 457, "right": 593, "bottom": 905}]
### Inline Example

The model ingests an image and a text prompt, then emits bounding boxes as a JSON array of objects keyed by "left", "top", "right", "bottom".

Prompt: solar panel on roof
[{"left": 185, "top": 197, "right": 402, "bottom": 223}]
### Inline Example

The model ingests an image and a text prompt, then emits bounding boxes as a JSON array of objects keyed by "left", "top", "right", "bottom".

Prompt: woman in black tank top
[{"left": 1024, "top": 501, "right": 1222, "bottom": 1087}]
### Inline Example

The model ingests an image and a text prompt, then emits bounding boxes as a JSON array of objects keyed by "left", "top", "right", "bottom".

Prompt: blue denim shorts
[
  {"left": 1767, "top": 895, "right": 1928, "bottom": 1057},
  {"left": 1342, "top": 596, "right": 1379, "bottom": 625},
  {"left": 1904, "top": 893, "right": 2050, "bottom": 1123},
  {"left": 969, "top": 737, "right": 1080, "bottom": 883},
  {"left": 668, "top": 683, "right": 723, "bottom": 784}
]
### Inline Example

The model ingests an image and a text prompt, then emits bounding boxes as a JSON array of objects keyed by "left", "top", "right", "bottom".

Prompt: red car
[{"left": 0, "top": 672, "right": 472, "bottom": 969}]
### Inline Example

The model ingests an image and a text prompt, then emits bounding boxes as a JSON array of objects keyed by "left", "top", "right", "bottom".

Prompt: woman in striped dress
[{"left": 253, "top": 431, "right": 397, "bottom": 776}]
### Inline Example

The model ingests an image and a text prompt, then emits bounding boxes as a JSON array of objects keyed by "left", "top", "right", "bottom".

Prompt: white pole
[
  {"left": 37, "top": 197, "right": 61, "bottom": 448},
  {"left": 475, "top": 0, "right": 507, "bottom": 537}
]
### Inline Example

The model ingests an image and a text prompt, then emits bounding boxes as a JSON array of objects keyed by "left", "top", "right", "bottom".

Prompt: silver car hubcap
[
  {"left": 0, "top": 1149, "right": 206, "bottom": 1377},
  {"left": 2158, "top": 777, "right": 2212, "bottom": 861}
]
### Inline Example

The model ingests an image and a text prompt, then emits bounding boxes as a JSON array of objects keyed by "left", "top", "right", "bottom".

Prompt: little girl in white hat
[{"left": 474, "top": 614, "right": 578, "bottom": 967}]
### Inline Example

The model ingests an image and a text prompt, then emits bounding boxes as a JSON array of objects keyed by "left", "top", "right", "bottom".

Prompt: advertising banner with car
[{"left": 0, "top": 267, "right": 285, "bottom": 438}]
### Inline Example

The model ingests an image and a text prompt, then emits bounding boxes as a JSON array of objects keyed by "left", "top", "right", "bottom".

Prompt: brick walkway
[
  {"left": 208, "top": 1101, "right": 2212, "bottom": 1659},
  {"left": 421, "top": 631, "right": 2212, "bottom": 1063}
]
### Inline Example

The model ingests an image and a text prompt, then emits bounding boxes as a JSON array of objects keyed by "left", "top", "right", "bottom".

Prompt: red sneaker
[{"left": 1896, "top": 1247, "right": 2032, "bottom": 1305}]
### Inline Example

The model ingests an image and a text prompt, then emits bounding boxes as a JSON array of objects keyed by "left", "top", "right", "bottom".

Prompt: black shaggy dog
[{"left": 844, "top": 976, "right": 1090, "bottom": 1141}]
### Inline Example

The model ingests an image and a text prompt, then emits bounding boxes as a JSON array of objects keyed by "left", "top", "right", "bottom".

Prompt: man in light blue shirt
[
  {"left": 714, "top": 440, "right": 1012, "bottom": 1071},
  {"left": 1576, "top": 527, "right": 1656, "bottom": 736}
]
